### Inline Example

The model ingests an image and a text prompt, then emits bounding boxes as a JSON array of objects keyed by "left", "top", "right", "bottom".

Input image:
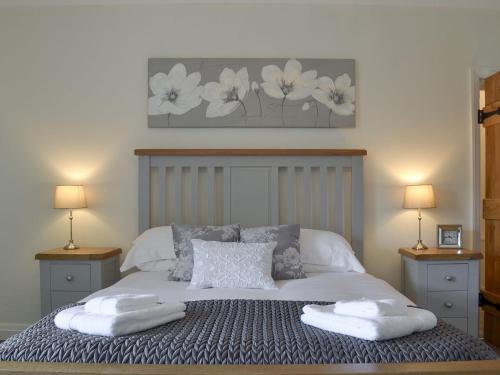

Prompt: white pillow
[
  {"left": 190, "top": 239, "right": 277, "bottom": 289},
  {"left": 135, "top": 259, "right": 177, "bottom": 272},
  {"left": 120, "top": 226, "right": 176, "bottom": 272},
  {"left": 299, "top": 228, "right": 365, "bottom": 273}
]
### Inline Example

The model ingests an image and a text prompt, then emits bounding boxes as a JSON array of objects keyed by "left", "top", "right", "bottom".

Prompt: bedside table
[
  {"left": 399, "top": 247, "right": 483, "bottom": 337},
  {"left": 35, "top": 247, "right": 122, "bottom": 316}
]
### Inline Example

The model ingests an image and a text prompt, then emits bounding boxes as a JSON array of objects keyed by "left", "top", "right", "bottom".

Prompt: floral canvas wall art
[{"left": 148, "top": 58, "right": 355, "bottom": 128}]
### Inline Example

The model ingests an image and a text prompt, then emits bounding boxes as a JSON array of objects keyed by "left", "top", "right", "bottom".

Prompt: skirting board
[{"left": 0, "top": 323, "right": 29, "bottom": 340}]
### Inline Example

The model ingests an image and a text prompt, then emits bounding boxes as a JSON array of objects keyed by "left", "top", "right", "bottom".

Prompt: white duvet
[{"left": 82, "top": 271, "right": 413, "bottom": 306}]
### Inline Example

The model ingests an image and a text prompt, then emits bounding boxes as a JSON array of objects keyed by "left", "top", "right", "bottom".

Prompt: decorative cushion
[
  {"left": 170, "top": 224, "right": 240, "bottom": 281},
  {"left": 240, "top": 224, "right": 306, "bottom": 280},
  {"left": 189, "top": 240, "right": 277, "bottom": 289}
]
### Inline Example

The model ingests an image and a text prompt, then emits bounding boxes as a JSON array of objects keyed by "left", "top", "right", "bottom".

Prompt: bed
[{"left": 0, "top": 149, "right": 499, "bottom": 375}]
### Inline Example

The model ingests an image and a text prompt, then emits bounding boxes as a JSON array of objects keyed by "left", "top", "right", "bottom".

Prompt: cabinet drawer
[
  {"left": 51, "top": 291, "right": 89, "bottom": 312},
  {"left": 427, "top": 291, "right": 468, "bottom": 318},
  {"left": 50, "top": 264, "right": 91, "bottom": 291},
  {"left": 427, "top": 264, "right": 468, "bottom": 291},
  {"left": 441, "top": 317, "right": 468, "bottom": 333}
]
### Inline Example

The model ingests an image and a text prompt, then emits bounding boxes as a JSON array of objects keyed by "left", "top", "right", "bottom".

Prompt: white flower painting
[
  {"left": 202, "top": 67, "right": 249, "bottom": 118},
  {"left": 148, "top": 63, "right": 203, "bottom": 126},
  {"left": 148, "top": 58, "right": 355, "bottom": 128},
  {"left": 313, "top": 73, "right": 355, "bottom": 126},
  {"left": 260, "top": 59, "right": 317, "bottom": 125}
]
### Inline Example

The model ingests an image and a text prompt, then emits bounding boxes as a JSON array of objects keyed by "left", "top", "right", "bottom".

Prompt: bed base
[
  {"left": 1, "top": 361, "right": 500, "bottom": 375},
  {"left": 4, "top": 150, "right": 498, "bottom": 373}
]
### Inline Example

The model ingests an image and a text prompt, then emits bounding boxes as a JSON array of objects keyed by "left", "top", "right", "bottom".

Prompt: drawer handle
[
  {"left": 445, "top": 275, "right": 455, "bottom": 282},
  {"left": 65, "top": 274, "right": 74, "bottom": 282},
  {"left": 444, "top": 302, "right": 454, "bottom": 309}
]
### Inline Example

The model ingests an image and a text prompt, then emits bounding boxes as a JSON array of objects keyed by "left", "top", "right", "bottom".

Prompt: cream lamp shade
[
  {"left": 403, "top": 184, "right": 436, "bottom": 209},
  {"left": 54, "top": 185, "right": 86, "bottom": 250},
  {"left": 54, "top": 185, "right": 87, "bottom": 209},
  {"left": 403, "top": 184, "right": 436, "bottom": 250}
]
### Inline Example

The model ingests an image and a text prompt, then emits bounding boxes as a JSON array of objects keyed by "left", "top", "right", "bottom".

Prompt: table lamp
[
  {"left": 54, "top": 185, "right": 87, "bottom": 250},
  {"left": 403, "top": 184, "right": 436, "bottom": 250}
]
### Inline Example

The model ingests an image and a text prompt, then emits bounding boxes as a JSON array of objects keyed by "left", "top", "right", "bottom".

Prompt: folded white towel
[
  {"left": 301, "top": 305, "right": 436, "bottom": 341},
  {"left": 84, "top": 294, "right": 160, "bottom": 315},
  {"left": 55, "top": 303, "right": 186, "bottom": 337},
  {"left": 306, "top": 298, "right": 408, "bottom": 318}
]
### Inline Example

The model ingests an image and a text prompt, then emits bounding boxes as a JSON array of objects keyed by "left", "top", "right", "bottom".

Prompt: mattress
[
  {"left": 81, "top": 271, "right": 415, "bottom": 304},
  {"left": 0, "top": 272, "right": 497, "bottom": 364}
]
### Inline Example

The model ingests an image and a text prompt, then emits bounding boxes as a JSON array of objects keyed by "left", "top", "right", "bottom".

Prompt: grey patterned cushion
[
  {"left": 170, "top": 224, "right": 240, "bottom": 281},
  {"left": 241, "top": 224, "right": 306, "bottom": 280}
]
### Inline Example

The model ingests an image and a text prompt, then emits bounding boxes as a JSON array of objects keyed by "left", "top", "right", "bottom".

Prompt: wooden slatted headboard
[{"left": 134, "top": 149, "right": 367, "bottom": 263}]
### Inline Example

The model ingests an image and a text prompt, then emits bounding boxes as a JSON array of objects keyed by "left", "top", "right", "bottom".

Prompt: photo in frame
[{"left": 437, "top": 224, "right": 463, "bottom": 249}]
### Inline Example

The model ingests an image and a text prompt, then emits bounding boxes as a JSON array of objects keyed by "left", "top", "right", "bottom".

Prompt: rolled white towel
[
  {"left": 84, "top": 294, "right": 160, "bottom": 315},
  {"left": 304, "top": 298, "right": 408, "bottom": 318},
  {"left": 301, "top": 305, "right": 436, "bottom": 341},
  {"left": 55, "top": 303, "right": 186, "bottom": 336}
]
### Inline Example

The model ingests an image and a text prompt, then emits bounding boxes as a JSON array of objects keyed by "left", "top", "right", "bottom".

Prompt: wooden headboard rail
[{"left": 135, "top": 149, "right": 367, "bottom": 156}]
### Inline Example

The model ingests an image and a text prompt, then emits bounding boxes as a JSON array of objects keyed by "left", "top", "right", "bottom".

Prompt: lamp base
[
  {"left": 63, "top": 241, "right": 79, "bottom": 250},
  {"left": 412, "top": 240, "right": 428, "bottom": 251}
]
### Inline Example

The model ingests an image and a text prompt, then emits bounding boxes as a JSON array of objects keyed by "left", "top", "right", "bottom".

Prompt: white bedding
[{"left": 83, "top": 271, "right": 413, "bottom": 306}]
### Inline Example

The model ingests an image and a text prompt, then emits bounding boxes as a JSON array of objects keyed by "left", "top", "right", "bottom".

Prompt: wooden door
[{"left": 482, "top": 71, "right": 500, "bottom": 346}]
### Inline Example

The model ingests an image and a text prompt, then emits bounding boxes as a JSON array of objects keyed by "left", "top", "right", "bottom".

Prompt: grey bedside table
[
  {"left": 399, "top": 247, "right": 483, "bottom": 337},
  {"left": 35, "top": 247, "right": 122, "bottom": 316}
]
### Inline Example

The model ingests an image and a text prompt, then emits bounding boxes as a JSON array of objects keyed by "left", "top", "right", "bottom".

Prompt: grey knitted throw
[{"left": 0, "top": 300, "right": 497, "bottom": 364}]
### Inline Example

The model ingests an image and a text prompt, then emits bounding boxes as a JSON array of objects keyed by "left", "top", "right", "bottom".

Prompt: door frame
[{"left": 470, "top": 67, "right": 500, "bottom": 252}]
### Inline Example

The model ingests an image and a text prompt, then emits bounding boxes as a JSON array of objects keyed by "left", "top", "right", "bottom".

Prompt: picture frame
[
  {"left": 437, "top": 224, "right": 462, "bottom": 249},
  {"left": 148, "top": 58, "right": 356, "bottom": 128}
]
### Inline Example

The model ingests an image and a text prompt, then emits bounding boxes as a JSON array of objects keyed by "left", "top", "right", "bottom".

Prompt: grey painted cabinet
[
  {"left": 399, "top": 247, "right": 482, "bottom": 337},
  {"left": 35, "top": 247, "right": 121, "bottom": 317}
]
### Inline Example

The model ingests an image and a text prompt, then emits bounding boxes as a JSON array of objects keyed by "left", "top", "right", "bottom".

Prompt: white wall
[{"left": 1, "top": 3, "right": 500, "bottom": 332}]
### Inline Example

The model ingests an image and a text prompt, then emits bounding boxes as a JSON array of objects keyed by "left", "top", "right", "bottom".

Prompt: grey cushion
[
  {"left": 240, "top": 224, "right": 306, "bottom": 280},
  {"left": 170, "top": 223, "right": 240, "bottom": 281}
]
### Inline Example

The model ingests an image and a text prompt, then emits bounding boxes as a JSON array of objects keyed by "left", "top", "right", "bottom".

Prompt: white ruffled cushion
[
  {"left": 190, "top": 240, "right": 277, "bottom": 289},
  {"left": 299, "top": 229, "right": 365, "bottom": 273}
]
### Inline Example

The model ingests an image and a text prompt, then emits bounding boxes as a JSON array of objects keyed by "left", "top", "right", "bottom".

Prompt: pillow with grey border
[
  {"left": 170, "top": 223, "right": 240, "bottom": 281},
  {"left": 240, "top": 224, "right": 306, "bottom": 280}
]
